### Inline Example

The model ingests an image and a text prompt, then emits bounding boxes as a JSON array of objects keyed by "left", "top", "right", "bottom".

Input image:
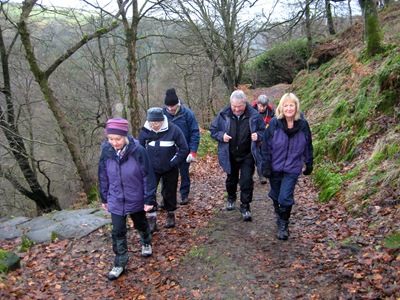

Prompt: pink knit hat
[{"left": 105, "top": 118, "right": 129, "bottom": 136}]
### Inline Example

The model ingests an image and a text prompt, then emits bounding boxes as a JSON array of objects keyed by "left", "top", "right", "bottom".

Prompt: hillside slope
[{"left": 292, "top": 3, "right": 399, "bottom": 222}]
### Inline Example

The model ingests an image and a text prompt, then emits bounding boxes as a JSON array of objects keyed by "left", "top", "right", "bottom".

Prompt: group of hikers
[{"left": 98, "top": 88, "right": 314, "bottom": 280}]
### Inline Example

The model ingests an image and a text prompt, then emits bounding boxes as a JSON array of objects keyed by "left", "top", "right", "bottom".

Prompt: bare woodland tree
[
  {"left": 86, "top": 0, "right": 166, "bottom": 136},
  {"left": 0, "top": 0, "right": 118, "bottom": 214},
  {"left": 1, "top": 2, "right": 61, "bottom": 214},
  {"left": 163, "top": 0, "right": 276, "bottom": 92}
]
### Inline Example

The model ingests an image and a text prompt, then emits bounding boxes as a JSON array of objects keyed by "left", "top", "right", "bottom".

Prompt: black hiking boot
[
  {"left": 277, "top": 206, "right": 291, "bottom": 240},
  {"left": 165, "top": 211, "right": 175, "bottom": 228},
  {"left": 272, "top": 200, "right": 280, "bottom": 226}
]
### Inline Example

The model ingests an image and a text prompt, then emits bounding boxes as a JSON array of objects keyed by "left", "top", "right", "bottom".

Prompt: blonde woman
[{"left": 261, "top": 93, "right": 314, "bottom": 240}]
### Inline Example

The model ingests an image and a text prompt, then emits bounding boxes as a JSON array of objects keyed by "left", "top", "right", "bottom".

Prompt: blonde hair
[{"left": 275, "top": 93, "right": 301, "bottom": 120}]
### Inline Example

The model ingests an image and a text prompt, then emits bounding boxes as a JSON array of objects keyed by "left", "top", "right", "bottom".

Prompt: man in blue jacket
[
  {"left": 163, "top": 88, "right": 200, "bottom": 205},
  {"left": 209, "top": 90, "right": 266, "bottom": 221}
]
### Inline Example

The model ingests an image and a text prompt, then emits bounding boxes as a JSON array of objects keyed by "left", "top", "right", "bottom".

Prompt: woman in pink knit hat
[{"left": 98, "top": 118, "right": 157, "bottom": 280}]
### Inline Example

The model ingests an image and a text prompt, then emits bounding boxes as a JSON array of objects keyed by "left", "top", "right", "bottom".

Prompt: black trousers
[
  {"left": 226, "top": 155, "right": 255, "bottom": 209},
  {"left": 157, "top": 166, "right": 179, "bottom": 212},
  {"left": 111, "top": 210, "right": 150, "bottom": 268}
]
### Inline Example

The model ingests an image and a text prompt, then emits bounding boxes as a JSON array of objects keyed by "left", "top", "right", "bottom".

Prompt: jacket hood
[{"left": 143, "top": 115, "right": 169, "bottom": 132}]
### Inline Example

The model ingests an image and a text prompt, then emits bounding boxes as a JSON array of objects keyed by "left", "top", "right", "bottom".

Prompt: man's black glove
[
  {"left": 262, "top": 163, "right": 272, "bottom": 178},
  {"left": 303, "top": 164, "right": 313, "bottom": 175}
]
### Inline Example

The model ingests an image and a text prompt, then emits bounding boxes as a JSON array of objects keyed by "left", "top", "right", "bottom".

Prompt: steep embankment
[{"left": 292, "top": 4, "right": 399, "bottom": 225}]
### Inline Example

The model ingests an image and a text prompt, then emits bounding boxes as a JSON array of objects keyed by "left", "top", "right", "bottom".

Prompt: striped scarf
[{"left": 116, "top": 145, "right": 127, "bottom": 160}]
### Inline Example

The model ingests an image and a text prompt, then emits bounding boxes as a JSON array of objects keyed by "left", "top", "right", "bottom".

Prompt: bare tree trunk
[
  {"left": 183, "top": 73, "right": 191, "bottom": 108},
  {"left": 325, "top": 0, "right": 336, "bottom": 35},
  {"left": 207, "top": 64, "right": 218, "bottom": 124},
  {"left": 97, "top": 37, "right": 113, "bottom": 119},
  {"left": 0, "top": 17, "right": 61, "bottom": 215},
  {"left": 18, "top": 0, "right": 118, "bottom": 202},
  {"left": 348, "top": 0, "right": 353, "bottom": 25},
  {"left": 358, "top": 0, "right": 382, "bottom": 57},
  {"left": 305, "top": 0, "right": 313, "bottom": 57},
  {"left": 120, "top": 0, "right": 141, "bottom": 136}
]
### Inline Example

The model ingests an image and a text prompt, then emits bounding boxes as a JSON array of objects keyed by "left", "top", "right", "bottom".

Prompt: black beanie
[
  {"left": 164, "top": 88, "right": 179, "bottom": 106},
  {"left": 147, "top": 107, "right": 164, "bottom": 122}
]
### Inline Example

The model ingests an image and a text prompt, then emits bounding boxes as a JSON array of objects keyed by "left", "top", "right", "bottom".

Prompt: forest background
[{"left": 0, "top": 0, "right": 398, "bottom": 220}]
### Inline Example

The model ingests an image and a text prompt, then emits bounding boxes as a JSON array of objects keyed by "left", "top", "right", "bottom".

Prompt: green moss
[
  {"left": 332, "top": 100, "right": 350, "bottom": 118},
  {"left": 366, "top": 14, "right": 383, "bottom": 57},
  {"left": 343, "top": 166, "right": 361, "bottom": 181},
  {"left": 87, "top": 185, "right": 100, "bottom": 202},
  {"left": 50, "top": 231, "right": 58, "bottom": 243},
  {"left": 197, "top": 131, "right": 217, "bottom": 157},
  {"left": 383, "top": 233, "right": 400, "bottom": 249},
  {"left": 313, "top": 165, "right": 342, "bottom": 202},
  {"left": 18, "top": 236, "right": 35, "bottom": 253},
  {"left": 188, "top": 246, "right": 207, "bottom": 259},
  {"left": 0, "top": 250, "right": 7, "bottom": 261}
]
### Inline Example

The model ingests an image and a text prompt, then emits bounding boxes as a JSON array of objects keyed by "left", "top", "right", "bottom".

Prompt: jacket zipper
[{"left": 118, "top": 158, "right": 126, "bottom": 216}]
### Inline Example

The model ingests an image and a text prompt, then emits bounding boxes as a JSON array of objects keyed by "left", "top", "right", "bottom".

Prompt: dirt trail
[{"left": 163, "top": 174, "right": 347, "bottom": 300}]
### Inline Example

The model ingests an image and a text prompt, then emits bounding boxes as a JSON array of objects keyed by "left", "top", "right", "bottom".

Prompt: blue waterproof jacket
[
  {"left": 209, "top": 102, "right": 266, "bottom": 175},
  {"left": 261, "top": 117, "right": 314, "bottom": 174},
  {"left": 138, "top": 117, "right": 189, "bottom": 174},
  {"left": 98, "top": 136, "right": 157, "bottom": 216},
  {"left": 163, "top": 102, "right": 200, "bottom": 153}
]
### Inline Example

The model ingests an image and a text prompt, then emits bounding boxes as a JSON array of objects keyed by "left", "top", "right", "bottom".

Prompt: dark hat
[
  {"left": 147, "top": 107, "right": 164, "bottom": 122},
  {"left": 164, "top": 88, "right": 179, "bottom": 106},
  {"left": 105, "top": 118, "right": 129, "bottom": 136}
]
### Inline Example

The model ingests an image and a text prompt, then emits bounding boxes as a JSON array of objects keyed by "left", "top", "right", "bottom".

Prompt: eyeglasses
[{"left": 149, "top": 121, "right": 163, "bottom": 126}]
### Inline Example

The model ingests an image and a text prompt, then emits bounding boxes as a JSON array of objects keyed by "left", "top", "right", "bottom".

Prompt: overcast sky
[
  {"left": 8, "top": 0, "right": 119, "bottom": 11},
  {"left": 7, "top": 0, "right": 360, "bottom": 18}
]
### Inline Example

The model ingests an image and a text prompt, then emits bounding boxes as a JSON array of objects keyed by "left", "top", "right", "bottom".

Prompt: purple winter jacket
[
  {"left": 98, "top": 136, "right": 157, "bottom": 216},
  {"left": 261, "top": 117, "right": 313, "bottom": 175}
]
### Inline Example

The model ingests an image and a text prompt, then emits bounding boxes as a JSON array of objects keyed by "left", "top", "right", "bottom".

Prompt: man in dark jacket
[
  {"left": 163, "top": 88, "right": 200, "bottom": 205},
  {"left": 209, "top": 90, "right": 266, "bottom": 221}
]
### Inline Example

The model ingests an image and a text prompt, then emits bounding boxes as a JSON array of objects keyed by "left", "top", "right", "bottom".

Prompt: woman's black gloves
[
  {"left": 262, "top": 163, "right": 272, "bottom": 178},
  {"left": 303, "top": 164, "right": 313, "bottom": 175}
]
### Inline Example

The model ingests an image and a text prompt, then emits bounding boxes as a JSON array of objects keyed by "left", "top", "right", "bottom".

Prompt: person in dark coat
[
  {"left": 139, "top": 107, "right": 189, "bottom": 231},
  {"left": 252, "top": 94, "right": 275, "bottom": 184},
  {"left": 209, "top": 90, "right": 266, "bottom": 221},
  {"left": 261, "top": 93, "right": 314, "bottom": 240},
  {"left": 98, "top": 118, "right": 157, "bottom": 280},
  {"left": 163, "top": 88, "right": 200, "bottom": 205}
]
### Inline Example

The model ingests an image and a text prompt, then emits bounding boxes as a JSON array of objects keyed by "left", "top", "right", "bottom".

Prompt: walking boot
[
  {"left": 277, "top": 206, "right": 291, "bottom": 240},
  {"left": 165, "top": 211, "right": 175, "bottom": 228},
  {"left": 180, "top": 197, "right": 189, "bottom": 205},
  {"left": 259, "top": 174, "right": 267, "bottom": 184},
  {"left": 226, "top": 195, "right": 236, "bottom": 211},
  {"left": 147, "top": 216, "right": 157, "bottom": 233},
  {"left": 158, "top": 200, "right": 165, "bottom": 210},
  {"left": 240, "top": 204, "right": 252, "bottom": 221},
  {"left": 272, "top": 200, "right": 280, "bottom": 226}
]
